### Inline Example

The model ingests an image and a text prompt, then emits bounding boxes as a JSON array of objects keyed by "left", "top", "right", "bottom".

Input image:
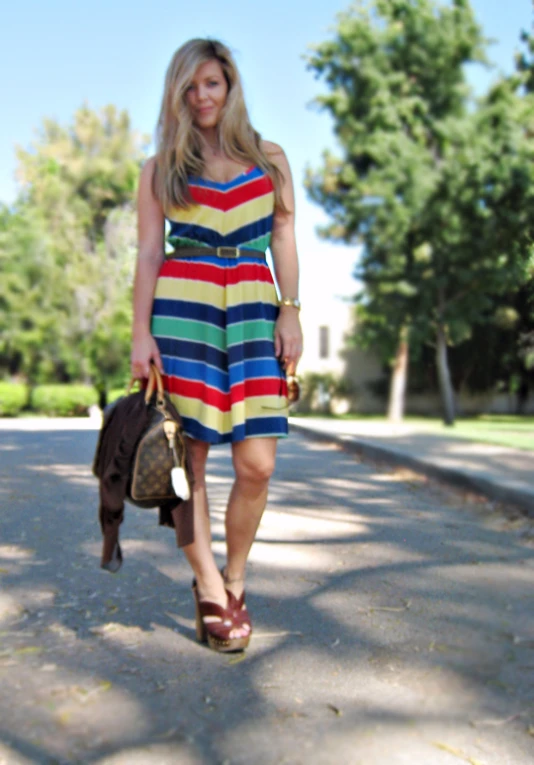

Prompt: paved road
[
  {"left": 0, "top": 421, "right": 533, "bottom": 765},
  {"left": 290, "top": 418, "right": 534, "bottom": 516}
]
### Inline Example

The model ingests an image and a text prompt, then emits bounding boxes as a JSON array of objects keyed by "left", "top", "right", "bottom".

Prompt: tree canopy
[
  {"left": 0, "top": 105, "right": 148, "bottom": 398},
  {"left": 306, "top": 0, "right": 534, "bottom": 422}
]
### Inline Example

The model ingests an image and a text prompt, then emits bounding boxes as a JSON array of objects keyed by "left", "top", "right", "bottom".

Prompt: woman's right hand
[{"left": 130, "top": 331, "right": 164, "bottom": 380}]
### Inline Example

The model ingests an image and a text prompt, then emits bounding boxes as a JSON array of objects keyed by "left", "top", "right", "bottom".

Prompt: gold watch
[{"left": 279, "top": 297, "right": 301, "bottom": 310}]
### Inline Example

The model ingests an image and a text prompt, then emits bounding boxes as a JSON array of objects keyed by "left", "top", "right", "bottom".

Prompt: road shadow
[{"left": 0, "top": 427, "right": 533, "bottom": 764}]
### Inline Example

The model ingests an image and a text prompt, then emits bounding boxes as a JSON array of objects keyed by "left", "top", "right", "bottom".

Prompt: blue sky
[{"left": 1, "top": 0, "right": 532, "bottom": 295}]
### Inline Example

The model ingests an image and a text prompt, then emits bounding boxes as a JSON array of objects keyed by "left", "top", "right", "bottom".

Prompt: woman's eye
[{"left": 208, "top": 80, "right": 219, "bottom": 87}]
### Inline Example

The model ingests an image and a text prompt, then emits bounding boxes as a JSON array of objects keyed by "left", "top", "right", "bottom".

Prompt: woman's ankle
[
  {"left": 193, "top": 569, "right": 227, "bottom": 605},
  {"left": 222, "top": 566, "right": 245, "bottom": 598}
]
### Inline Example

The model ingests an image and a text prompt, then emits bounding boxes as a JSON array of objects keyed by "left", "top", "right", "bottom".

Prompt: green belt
[{"left": 171, "top": 246, "right": 267, "bottom": 261}]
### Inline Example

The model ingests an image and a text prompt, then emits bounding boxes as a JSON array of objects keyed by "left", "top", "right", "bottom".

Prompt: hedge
[
  {"left": 30, "top": 385, "right": 99, "bottom": 416},
  {"left": 0, "top": 382, "right": 29, "bottom": 416}
]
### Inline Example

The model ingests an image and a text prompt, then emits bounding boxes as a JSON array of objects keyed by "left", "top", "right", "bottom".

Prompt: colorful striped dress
[{"left": 151, "top": 165, "right": 289, "bottom": 444}]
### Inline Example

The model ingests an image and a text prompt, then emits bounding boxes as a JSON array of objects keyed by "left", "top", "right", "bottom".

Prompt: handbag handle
[
  {"left": 126, "top": 363, "right": 165, "bottom": 406},
  {"left": 144, "top": 363, "right": 165, "bottom": 406}
]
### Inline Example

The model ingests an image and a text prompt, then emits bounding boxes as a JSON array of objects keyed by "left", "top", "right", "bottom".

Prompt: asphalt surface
[
  {"left": 290, "top": 418, "right": 534, "bottom": 517},
  {"left": 0, "top": 419, "right": 533, "bottom": 765}
]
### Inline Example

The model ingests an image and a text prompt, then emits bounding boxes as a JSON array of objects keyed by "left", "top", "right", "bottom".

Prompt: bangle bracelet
[{"left": 279, "top": 297, "right": 301, "bottom": 310}]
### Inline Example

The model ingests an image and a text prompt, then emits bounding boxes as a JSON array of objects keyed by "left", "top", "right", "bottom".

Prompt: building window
[{"left": 319, "top": 326, "right": 330, "bottom": 359}]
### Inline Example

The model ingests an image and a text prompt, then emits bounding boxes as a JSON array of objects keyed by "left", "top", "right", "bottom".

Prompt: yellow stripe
[
  {"left": 168, "top": 394, "right": 288, "bottom": 431},
  {"left": 166, "top": 193, "right": 274, "bottom": 235},
  {"left": 155, "top": 277, "right": 278, "bottom": 307}
]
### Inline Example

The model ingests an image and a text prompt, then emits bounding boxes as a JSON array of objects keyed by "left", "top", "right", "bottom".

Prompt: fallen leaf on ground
[
  {"left": 14, "top": 646, "right": 43, "bottom": 655},
  {"left": 431, "top": 741, "right": 484, "bottom": 764},
  {"left": 327, "top": 704, "right": 342, "bottom": 716},
  {"left": 227, "top": 653, "right": 247, "bottom": 665},
  {"left": 470, "top": 712, "right": 524, "bottom": 727}
]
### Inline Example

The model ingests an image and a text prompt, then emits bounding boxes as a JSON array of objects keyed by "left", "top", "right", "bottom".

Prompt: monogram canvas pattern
[{"left": 129, "top": 407, "right": 186, "bottom": 508}]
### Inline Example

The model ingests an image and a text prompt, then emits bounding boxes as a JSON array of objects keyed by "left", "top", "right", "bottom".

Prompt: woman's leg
[
  {"left": 224, "top": 437, "right": 278, "bottom": 598},
  {"left": 172, "top": 437, "right": 250, "bottom": 642},
  {"left": 171, "top": 438, "right": 228, "bottom": 605}
]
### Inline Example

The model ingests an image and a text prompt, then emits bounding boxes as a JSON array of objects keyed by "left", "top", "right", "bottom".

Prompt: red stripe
[
  {"left": 160, "top": 260, "right": 273, "bottom": 286},
  {"left": 189, "top": 175, "right": 274, "bottom": 212},
  {"left": 165, "top": 376, "right": 287, "bottom": 412}
]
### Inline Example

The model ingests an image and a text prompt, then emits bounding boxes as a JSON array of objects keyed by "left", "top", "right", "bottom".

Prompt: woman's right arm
[{"left": 131, "top": 157, "right": 165, "bottom": 379}]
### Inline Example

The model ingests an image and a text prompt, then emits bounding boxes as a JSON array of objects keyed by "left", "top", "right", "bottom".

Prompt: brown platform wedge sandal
[
  {"left": 192, "top": 580, "right": 250, "bottom": 653},
  {"left": 221, "top": 568, "right": 252, "bottom": 638}
]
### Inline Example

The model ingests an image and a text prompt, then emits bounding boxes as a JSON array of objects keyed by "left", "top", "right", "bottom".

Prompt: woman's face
[{"left": 186, "top": 59, "right": 228, "bottom": 130}]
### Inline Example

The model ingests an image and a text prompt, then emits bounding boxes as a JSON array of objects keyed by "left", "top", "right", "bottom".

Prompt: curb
[{"left": 290, "top": 422, "right": 534, "bottom": 519}]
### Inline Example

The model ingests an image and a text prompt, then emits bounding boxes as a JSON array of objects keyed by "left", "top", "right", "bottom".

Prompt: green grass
[
  {"left": 293, "top": 413, "right": 534, "bottom": 451},
  {"left": 406, "top": 415, "right": 533, "bottom": 451}
]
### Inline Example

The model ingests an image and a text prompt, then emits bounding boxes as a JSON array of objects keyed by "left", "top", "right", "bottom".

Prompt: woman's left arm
[{"left": 266, "top": 142, "right": 303, "bottom": 371}]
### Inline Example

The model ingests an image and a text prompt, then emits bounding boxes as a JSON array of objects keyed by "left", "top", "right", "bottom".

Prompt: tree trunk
[
  {"left": 387, "top": 325, "right": 409, "bottom": 424},
  {"left": 436, "top": 321, "right": 455, "bottom": 425}
]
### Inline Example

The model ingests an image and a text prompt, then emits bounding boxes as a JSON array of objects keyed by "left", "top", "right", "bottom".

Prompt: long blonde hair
[{"left": 153, "top": 38, "right": 287, "bottom": 212}]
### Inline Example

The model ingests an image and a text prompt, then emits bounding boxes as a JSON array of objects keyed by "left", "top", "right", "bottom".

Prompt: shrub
[
  {"left": 0, "top": 382, "right": 29, "bottom": 416},
  {"left": 30, "top": 385, "right": 99, "bottom": 416},
  {"left": 108, "top": 388, "right": 127, "bottom": 404}
]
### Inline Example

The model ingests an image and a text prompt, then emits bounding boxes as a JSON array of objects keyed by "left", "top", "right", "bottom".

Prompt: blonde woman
[{"left": 130, "top": 38, "right": 302, "bottom": 652}]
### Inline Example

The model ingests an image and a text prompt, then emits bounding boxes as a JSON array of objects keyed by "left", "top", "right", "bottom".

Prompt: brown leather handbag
[{"left": 127, "top": 365, "right": 190, "bottom": 509}]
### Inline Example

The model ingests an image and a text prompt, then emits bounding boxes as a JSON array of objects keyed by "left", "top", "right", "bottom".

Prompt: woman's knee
[{"left": 233, "top": 441, "right": 277, "bottom": 485}]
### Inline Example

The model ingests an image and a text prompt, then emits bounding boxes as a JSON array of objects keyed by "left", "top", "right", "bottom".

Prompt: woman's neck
[{"left": 199, "top": 128, "right": 221, "bottom": 158}]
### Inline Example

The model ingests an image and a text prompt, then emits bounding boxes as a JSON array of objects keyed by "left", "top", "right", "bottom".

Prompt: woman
[{"left": 131, "top": 38, "right": 302, "bottom": 652}]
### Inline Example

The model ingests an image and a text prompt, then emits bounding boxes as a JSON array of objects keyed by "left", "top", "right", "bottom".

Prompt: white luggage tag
[
  {"left": 163, "top": 419, "right": 191, "bottom": 501},
  {"left": 171, "top": 466, "right": 190, "bottom": 500}
]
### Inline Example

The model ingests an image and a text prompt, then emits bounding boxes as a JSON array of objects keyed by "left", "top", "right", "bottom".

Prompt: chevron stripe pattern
[{"left": 151, "top": 166, "right": 288, "bottom": 443}]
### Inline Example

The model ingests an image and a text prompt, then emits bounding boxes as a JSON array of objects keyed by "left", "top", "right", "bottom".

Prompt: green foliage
[
  {"left": 108, "top": 388, "right": 127, "bottom": 404},
  {"left": 30, "top": 384, "right": 98, "bottom": 416},
  {"left": 0, "top": 105, "right": 148, "bottom": 390},
  {"left": 0, "top": 382, "right": 29, "bottom": 416},
  {"left": 298, "top": 372, "right": 355, "bottom": 412},
  {"left": 306, "top": 0, "right": 534, "bottom": 419}
]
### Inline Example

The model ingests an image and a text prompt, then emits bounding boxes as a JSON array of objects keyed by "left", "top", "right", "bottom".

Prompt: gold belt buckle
[{"left": 216, "top": 246, "right": 240, "bottom": 258}]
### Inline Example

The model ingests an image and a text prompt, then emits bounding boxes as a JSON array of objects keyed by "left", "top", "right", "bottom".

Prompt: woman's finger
[{"left": 274, "top": 331, "right": 282, "bottom": 359}]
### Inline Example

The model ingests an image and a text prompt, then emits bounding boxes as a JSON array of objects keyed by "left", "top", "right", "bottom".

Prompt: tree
[
  {"left": 1, "top": 105, "right": 148, "bottom": 396},
  {"left": 305, "top": 0, "right": 534, "bottom": 423}
]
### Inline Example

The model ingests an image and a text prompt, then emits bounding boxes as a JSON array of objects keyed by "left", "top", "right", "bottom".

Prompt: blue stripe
[
  {"left": 152, "top": 299, "right": 226, "bottom": 328},
  {"left": 167, "top": 215, "right": 273, "bottom": 249},
  {"left": 228, "top": 340, "right": 278, "bottom": 366},
  {"left": 166, "top": 252, "right": 267, "bottom": 264},
  {"left": 245, "top": 416, "right": 289, "bottom": 438},
  {"left": 181, "top": 415, "right": 288, "bottom": 444},
  {"left": 160, "top": 353, "right": 284, "bottom": 390},
  {"left": 163, "top": 357, "right": 228, "bottom": 390},
  {"left": 228, "top": 358, "right": 284, "bottom": 380},
  {"left": 227, "top": 303, "right": 279, "bottom": 324},
  {"left": 188, "top": 166, "right": 265, "bottom": 190},
  {"left": 153, "top": 299, "right": 279, "bottom": 326},
  {"left": 157, "top": 338, "right": 226, "bottom": 369}
]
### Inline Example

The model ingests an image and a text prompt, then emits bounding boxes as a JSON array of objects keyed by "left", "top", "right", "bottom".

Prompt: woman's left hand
[{"left": 274, "top": 308, "right": 303, "bottom": 372}]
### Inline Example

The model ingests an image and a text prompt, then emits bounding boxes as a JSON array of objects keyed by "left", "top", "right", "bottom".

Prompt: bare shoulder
[
  {"left": 261, "top": 140, "right": 291, "bottom": 174},
  {"left": 140, "top": 155, "right": 157, "bottom": 184}
]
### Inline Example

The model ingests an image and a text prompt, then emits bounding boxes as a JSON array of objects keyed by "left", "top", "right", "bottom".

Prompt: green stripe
[
  {"left": 152, "top": 316, "right": 225, "bottom": 349},
  {"left": 227, "top": 319, "right": 274, "bottom": 346},
  {"left": 168, "top": 233, "right": 271, "bottom": 252},
  {"left": 167, "top": 235, "right": 208, "bottom": 249},
  {"left": 153, "top": 316, "right": 275, "bottom": 348},
  {"left": 245, "top": 233, "right": 271, "bottom": 251}
]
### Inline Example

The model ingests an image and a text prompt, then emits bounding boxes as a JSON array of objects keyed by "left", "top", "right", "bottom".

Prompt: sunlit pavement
[
  {"left": 291, "top": 417, "right": 534, "bottom": 517},
  {"left": 0, "top": 420, "right": 533, "bottom": 764}
]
